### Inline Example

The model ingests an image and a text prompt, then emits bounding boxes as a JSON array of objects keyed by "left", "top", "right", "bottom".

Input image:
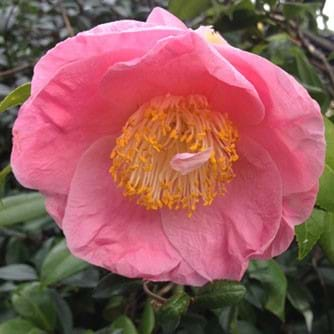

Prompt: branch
[
  {"left": 297, "top": 28, "right": 334, "bottom": 90},
  {"left": 59, "top": 1, "right": 74, "bottom": 36},
  {"left": 143, "top": 281, "right": 167, "bottom": 303},
  {"left": 0, "top": 63, "right": 32, "bottom": 78}
]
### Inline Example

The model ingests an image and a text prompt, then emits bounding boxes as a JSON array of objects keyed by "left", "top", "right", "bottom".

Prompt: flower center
[{"left": 109, "top": 95, "right": 239, "bottom": 216}]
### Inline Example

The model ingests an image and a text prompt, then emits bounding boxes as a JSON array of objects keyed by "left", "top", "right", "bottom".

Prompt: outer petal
[
  {"left": 282, "top": 183, "right": 319, "bottom": 226},
  {"left": 62, "top": 136, "right": 207, "bottom": 285},
  {"left": 32, "top": 22, "right": 184, "bottom": 96},
  {"left": 101, "top": 31, "right": 265, "bottom": 128},
  {"left": 11, "top": 27, "right": 187, "bottom": 196},
  {"left": 146, "top": 7, "right": 187, "bottom": 29},
  {"left": 258, "top": 183, "right": 319, "bottom": 259},
  {"left": 43, "top": 192, "right": 67, "bottom": 227},
  {"left": 216, "top": 45, "right": 325, "bottom": 196},
  {"left": 161, "top": 136, "right": 283, "bottom": 281}
]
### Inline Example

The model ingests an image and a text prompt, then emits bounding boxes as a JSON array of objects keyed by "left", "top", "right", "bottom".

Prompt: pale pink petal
[
  {"left": 165, "top": 261, "right": 208, "bottom": 286},
  {"left": 11, "top": 27, "right": 188, "bottom": 196},
  {"left": 256, "top": 220, "right": 295, "bottom": 260},
  {"left": 32, "top": 24, "right": 185, "bottom": 96},
  {"left": 254, "top": 179, "right": 319, "bottom": 259},
  {"left": 42, "top": 192, "right": 67, "bottom": 227},
  {"left": 62, "top": 135, "right": 198, "bottom": 282},
  {"left": 146, "top": 7, "right": 187, "bottom": 29},
  {"left": 100, "top": 31, "right": 265, "bottom": 128},
  {"left": 12, "top": 54, "right": 122, "bottom": 195},
  {"left": 283, "top": 183, "right": 319, "bottom": 226},
  {"left": 216, "top": 45, "right": 325, "bottom": 195},
  {"left": 170, "top": 147, "right": 212, "bottom": 175},
  {"left": 161, "top": 136, "right": 283, "bottom": 281}
]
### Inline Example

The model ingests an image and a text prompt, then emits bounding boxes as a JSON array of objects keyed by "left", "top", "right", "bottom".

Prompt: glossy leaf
[
  {"left": 40, "top": 239, "right": 88, "bottom": 286},
  {"left": 0, "top": 318, "right": 44, "bottom": 334},
  {"left": 168, "top": 0, "right": 211, "bottom": 20},
  {"left": 11, "top": 282, "right": 57, "bottom": 332},
  {"left": 0, "top": 164, "right": 11, "bottom": 195},
  {"left": 317, "top": 117, "right": 334, "bottom": 211},
  {"left": 0, "top": 82, "right": 31, "bottom": 113},
  {"left": 110, "top": 315, "right": 138, "bottom": 334},
  {"left": 50, "top": 290, "right": 73, "bottom": 334},
  {"left": 139, "top": 301, "right": 155, "bottom": 334},
  {"left": 248, "top": 260, "right": 287, "bottom": 321},
  {"left": 93, "top": 273, "right": 141, "bottom": 299},
  {"left": 157, "top": 292, "right": 190, "bottom": 334},
  {"left": 295, "top": 209, "right": 326, "bottom": 260},
  {"left": 0, "top": 264, "right": 37, "bottom": 281},
  {"left": 194, "top": 280, "right": 246, "bottom": 309},
  {"left": 319, "top": 211, "right": 334, "bottom": 265},
  {"left": 287, "top": 278, "right": 313, "bottom": 332},
  {"left": 0, "top": 192, "right": 46, "bottom": 226}
]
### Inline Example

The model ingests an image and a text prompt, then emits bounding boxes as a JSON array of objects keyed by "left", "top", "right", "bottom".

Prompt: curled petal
[
  {"left": 170, "top": 147, "right": 212, "bottom": 175},
  {"left": 146, "top": 7, "right": 187, "bottom": 29},
  {"left": 216, "top": 44, "right": 325, "bottom": 196}
]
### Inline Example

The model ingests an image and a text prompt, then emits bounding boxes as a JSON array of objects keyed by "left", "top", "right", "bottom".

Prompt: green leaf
[
  {"left": 237, "top": 321, "right": 262, "bottom": 334},
  {"left": 282, "top": 2, "right": 320, "bottom": 20},
  {"left": 317, "top": 117, "right": 334, "bottom": 211},
  {"left": 40, "top": 239, "right": 88, "bottom": 286},
  {"left": 0, "top": 318, "right": 45, "bottom": 334},
  {"left": 168, "top": 0, "right": 211, "bottom": 20},
  {"left": 0, "top": 164, "right": 11, "bottom": 195},
  {"left": 50, "top": 290, "right": 73, "bottom": 334},
  {"left": 110, "top": 315, "right": 138, "bottom": 334},
  {"left": 139, "top": 301, "right": 155, "bottom": 334},
  {"left": 289, "top": 48, "right": 329, "bottom": 110},
  {"left": 157, "top": 292, "right": 190, "bottom": 334},
  {"left": 228, "top": 306, "right": 239, "bottom": 334},
  {"left": 295, "top": 209, "right": 326, "bottom": 260},
  {"left": 0, "top": 192, "right": 46, "bottom": 226},
  {"left": 0, "top": 264, "right": 37, "bottom": 281},
  {"left": 61, "top": 267, "right": 99, "bottom": 288},
  {"left": 293, "top": 48, "right": 322, "bottom": 87},
  {"left": 0, "top": 82, "right": 31, "bottom": 113},
  {"left": 319, "top": 211, "right": 334, "bottom": 265},
  {"left": 93, "top": 273, "right": 141, "bottom": 299},
  {"left": 248, "top": 260, "right": 287, "bottom": 321},
  {"left": 194, "top": 280, "right": 246, "bottom": 309},
  {"left": 11, "top": 282, "right": 57, "bottom": 332},
  {"left": 287, "top": 278, "right": 313, "bottom": 332}
]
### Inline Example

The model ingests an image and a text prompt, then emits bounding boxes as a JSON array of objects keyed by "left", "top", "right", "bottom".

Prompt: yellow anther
[{"left": 110, "top": 95, "right": 239, "bottom": 216}]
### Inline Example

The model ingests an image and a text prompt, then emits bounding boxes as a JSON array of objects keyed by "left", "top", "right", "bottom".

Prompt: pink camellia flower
[{"left": 11, "top": 8, "right": 325, "bottom": 286}]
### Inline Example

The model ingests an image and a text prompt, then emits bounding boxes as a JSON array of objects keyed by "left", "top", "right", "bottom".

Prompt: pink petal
[
  {"left": 170, "top": 147, "right": 212, "bottom": 175},
  {"left": 161, "top": 136, "right": 283, "bottom": 281},
  {"left": 11, "top": 27, "right": 187, "bottom": 197},
  {"left": 62, "top": 135, "right": 207, "bottom": 283},
  {"left": 100, "top": 31, "right": 265, "bottom": 128},
  {"left": 31, "top": 22, "right": 184, "bottom": 96},
  {"left": 216, "top": 44, "right": 325, "bottom": 196},
  {"left": 12, "top": 55, "right": 120, "bottom": 195},
  {"left": 146, "top": 7, "right": 187, "bottom": 29},
  {"left": 42, "top": 192, "right": 67, "bottom": 227},
  {"left": 259, "top": 182, "right": 319, "bottom": 257},
  {"left": 256, "top": 219, "right": 295, "bottom": 260}
]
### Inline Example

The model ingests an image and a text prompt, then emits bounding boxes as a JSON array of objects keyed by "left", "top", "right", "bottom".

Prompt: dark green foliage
[{"left": 1, "top": 0, "right": 334, "bottom": 333}]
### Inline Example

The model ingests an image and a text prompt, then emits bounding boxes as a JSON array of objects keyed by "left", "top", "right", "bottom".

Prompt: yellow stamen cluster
[{"left": 109, "top": 95, "right": 239, "bottom": 216}]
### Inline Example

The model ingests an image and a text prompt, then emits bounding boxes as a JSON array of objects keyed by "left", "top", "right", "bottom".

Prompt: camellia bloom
[{"left": 11, "top": 8, "right": 325, "bottom": 286}]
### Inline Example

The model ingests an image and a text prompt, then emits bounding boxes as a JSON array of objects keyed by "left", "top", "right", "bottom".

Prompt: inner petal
[
  {"left": 170, "top": 147, "right": 213, "bottom": 175},
  {"left": 110, "top": 95, "right": 239, "bottom": 216}
]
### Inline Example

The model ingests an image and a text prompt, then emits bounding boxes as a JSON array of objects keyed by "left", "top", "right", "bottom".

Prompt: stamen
[{"left": 109, "top": 95, "right": 239, "bottom": 216}]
